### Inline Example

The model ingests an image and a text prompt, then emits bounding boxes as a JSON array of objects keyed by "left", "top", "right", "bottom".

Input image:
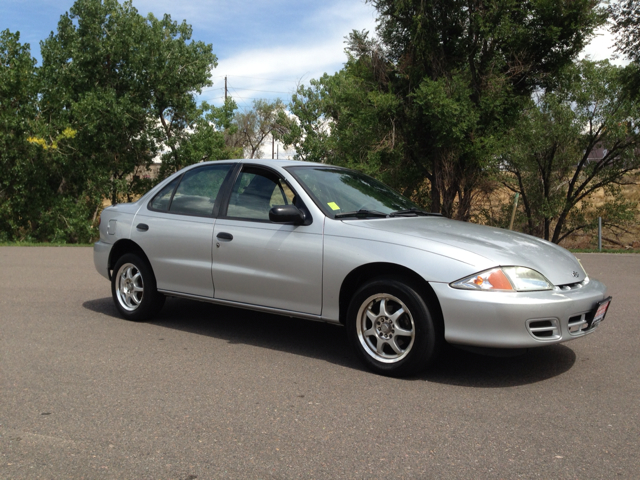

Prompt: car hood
[{"left": 349, "top": 217, "right": 586, "bottom": 286}]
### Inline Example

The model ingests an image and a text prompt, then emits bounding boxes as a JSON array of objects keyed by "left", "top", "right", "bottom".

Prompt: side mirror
[{"left": 269, "top": 204, "right": 306, "bottom": 224}]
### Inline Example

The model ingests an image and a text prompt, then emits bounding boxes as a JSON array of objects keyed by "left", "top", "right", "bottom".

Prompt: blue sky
[
  {"left": 2, "top": 0, "right": 621, "bottom": 111},
  {"left": 2, "top": 0, "right": 377, "bottom": 110}
]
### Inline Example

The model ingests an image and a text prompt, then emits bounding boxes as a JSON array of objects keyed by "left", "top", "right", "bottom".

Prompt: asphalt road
[{"left": 1, "top": 248, "right": 638, "bottom": 479}]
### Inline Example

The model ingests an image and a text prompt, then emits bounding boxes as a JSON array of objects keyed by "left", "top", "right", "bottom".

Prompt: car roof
[{"left": 197, "top": 158, "right": 328, "bottom": 168}]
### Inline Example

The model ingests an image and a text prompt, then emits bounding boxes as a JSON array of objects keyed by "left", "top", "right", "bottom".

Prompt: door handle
[
  {"left": 136, "top": 223, "right": 149, "bottom": 231},
  {"left": 216, "top": 232, "right": 233, "bottom": 241}
]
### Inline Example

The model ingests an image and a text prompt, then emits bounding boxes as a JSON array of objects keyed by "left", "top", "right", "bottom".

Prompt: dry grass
[
  {"left": 472, "top": 171, "right": 640, "bottom": 250},
  {"left": 564, "top": 178, "right": 640, "bottom": 250}
]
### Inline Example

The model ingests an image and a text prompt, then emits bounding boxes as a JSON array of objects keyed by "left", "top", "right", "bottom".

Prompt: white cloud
[
  {"left": 215, "top": 38, "right": 344, "bottom": 87},
  {"left": 206, "top": 41, "right": 345, "bottom": 108},
  {"left": 300, "top": 0, "right": 377, "bottom": 36},
  {"left": 580, "top": 26, "right": 629, "bottom": 66},
  {"left": 199, "top": 0, "right": 377, "bottom": 108}
]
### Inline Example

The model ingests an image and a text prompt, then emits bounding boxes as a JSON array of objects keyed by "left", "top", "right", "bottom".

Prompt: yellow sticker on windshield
[{"left": 327, "top": 202, "right": 340, "bottom": 211}]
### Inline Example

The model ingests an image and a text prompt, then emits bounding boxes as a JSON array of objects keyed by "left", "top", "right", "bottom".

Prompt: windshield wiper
[
  {"left": 389, "top": 208, "right": 442, "bottom": 217},
  {"left": 334, "top": 207, "right": 442, "bottom": 219},
  {"left": 334, "top": 209, "right": 389, "bottom": 219}
]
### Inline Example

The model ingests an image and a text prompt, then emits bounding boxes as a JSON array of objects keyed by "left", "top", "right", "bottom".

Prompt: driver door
[{"left": 211, "top": 165, "right": 323, "bottom": 315}]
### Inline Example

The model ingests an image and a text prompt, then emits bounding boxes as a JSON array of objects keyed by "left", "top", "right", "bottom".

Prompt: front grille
[
  {"left": 568, "top": 313, "right": 589, "bottom": 335},
  {"left": 526, "top": 318, "right": 561, "bottom": 340},
  {"left": 555, "top": 277, "right": 590, "bottom": 292}
]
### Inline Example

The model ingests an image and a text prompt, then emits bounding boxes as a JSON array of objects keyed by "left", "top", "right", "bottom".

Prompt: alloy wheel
[
  {"left": 115, "top": 263, "right": 144, "bottom": 312},
  {"left": 356, "top": 293, "right": 415, "bottom": 363}
]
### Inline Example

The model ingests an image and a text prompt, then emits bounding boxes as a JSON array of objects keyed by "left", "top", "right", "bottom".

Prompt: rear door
[{"left": 132, "top": 163, "right": 235, "bottom": 297}]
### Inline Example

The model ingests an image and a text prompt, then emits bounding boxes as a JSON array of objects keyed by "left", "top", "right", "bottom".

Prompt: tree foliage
[
  {"left": 227, "top": 99, "right": 287, "bottom": 159},
  {"left": 283, "top": 0, "right": 606, "bottom": 220},
  {"left": 610, "top": 0, "right": 640, "bottom": 62},
  {"left": 158, "top": 98, "right": 241, "bottom": 179},
  {"left": 1, "top": 32, "right": 91, "bottom": 243},
  {"left": 39, "top": 0, "right": 227, "bottom": 203},
  {"left": 0, "top": 30, "right": 42, "bottom": 241},
  {"left": 279, "top": 66, "right": 407, "bottom": 186},
  {"left": 0, "top": 0, "right": 236, "bottom": 242},
  {"left": 500, "top": 60, "right": 640, "bottom": 243},
  {"left": 609, "top": 0, "right": 640, "bottom": 98}
]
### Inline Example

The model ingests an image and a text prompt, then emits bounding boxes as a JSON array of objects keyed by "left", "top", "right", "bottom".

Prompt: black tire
[
  {"left": 111, "top": 253, "right": 165, "bottom": 321},
  {"left": 346, "top": 276, "right": 442, "bottom": 377}
]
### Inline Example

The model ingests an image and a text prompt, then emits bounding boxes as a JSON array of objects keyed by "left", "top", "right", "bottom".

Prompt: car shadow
[
  {"left": 83, "top": 296, "right": 359, "bottom": 370},
  {"left": 83, "top": 296, "right": 577, "bottom": 387},
  {"left": 422, "top": 343, "right": 577, "bottom": 387}
]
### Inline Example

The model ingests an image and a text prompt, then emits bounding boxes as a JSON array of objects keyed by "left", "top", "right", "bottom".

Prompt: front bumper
[{"left": 431, "top": 279, "right": 609, "bottom": 348}]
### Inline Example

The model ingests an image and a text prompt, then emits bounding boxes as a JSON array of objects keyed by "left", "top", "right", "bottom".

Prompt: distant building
[
  {"left": 259, "top": 133, "right": 296, "bottom": 160},
  {"left": 587, "top": 144, "right": 607, "bottom": 162}
]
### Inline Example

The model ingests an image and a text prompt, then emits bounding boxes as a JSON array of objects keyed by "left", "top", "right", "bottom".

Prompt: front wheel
[
  {"left": 347, "top": 277, "right": 442, "bottom": 377},
  {"left": 111, "top": 253, "right": 165, "bottom": 321}
]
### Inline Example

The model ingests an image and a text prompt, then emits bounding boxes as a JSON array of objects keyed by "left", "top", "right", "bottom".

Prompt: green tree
[
  {"left": 0, "top": 29, "right": 92, "bottom": 242},
  {"left": 39, "top": 0, "right": 226, "bottom": 205},
  {"left": 500, "top": 60, "right": 640, "bottom": 244},
  {"left": 284, "top": 0, "right": 605, "bottom": 220},
  {"left": 227, "top": 99, "right": 287, "bottom": 158},
  {"left": 0, "top": 30, "right": 40, "bottom": 241},
  {"left": 1, "top": 0, "right": 234, "bottom": 242},
  {"left": 157, "top": 98, "right": 242, "bottom": 179},
  {"left": 40, "top": 0, "right": 157, "bottom": 208},
  {"left": 144, "top": 13, "right": 240, "bottom": 178},
  {"left": 610, "top": 0, "right": 640, "bottom": 98},
  {"left": 279, "top": 66, "right": 407, "bottom": 185}
]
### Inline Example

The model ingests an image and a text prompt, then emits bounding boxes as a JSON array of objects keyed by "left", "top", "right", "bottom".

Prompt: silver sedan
[{"left": 94, "top": 159, "right": 611, "bottom": 376}]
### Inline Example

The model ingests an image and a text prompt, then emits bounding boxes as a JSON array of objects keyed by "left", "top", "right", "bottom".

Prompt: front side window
[{"left": 226, "top": 168, "right": 292, "bottom": 221}]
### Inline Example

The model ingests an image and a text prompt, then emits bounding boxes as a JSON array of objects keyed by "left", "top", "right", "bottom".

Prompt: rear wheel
[
  {"left": 111, "top": 253, "right": 165, "bottom": 321},
  {"left": 347, "top": 277, "right": 442, "bottom": 377}
]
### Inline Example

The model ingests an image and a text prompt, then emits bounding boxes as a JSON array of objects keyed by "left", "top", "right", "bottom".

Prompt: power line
[
  {"left": 205, "top": 81, "right": 293, "bottom": 94},
  {"left": 229, "top": 88, "right": 292, "bottom": 94},
  {"left": 226, "top": 86, "right": 253, "bottom": 110},
  {"left": 202, "top": 77, "right": 294, "bottom": 108},
  {"left": 207, "top": 95, "right": 290, "bottom": 103},
  {"left": 202, "top": 76, "right": 298, "bottom": 99},
  {"left": 211, "top": 74, "right": 304, "bottom": 82}
]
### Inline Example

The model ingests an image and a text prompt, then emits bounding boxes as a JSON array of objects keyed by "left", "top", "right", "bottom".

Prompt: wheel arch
[
  {"left": 338, "top": 262, "right": 444, "bottom": 331},
  {"left": 108, "top": 239, "right": 153, "bottom": 280}
]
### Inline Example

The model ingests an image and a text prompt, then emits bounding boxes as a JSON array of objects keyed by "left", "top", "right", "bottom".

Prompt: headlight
[{"left": 450, "top": 267, "right": 553, "bottom": 292}]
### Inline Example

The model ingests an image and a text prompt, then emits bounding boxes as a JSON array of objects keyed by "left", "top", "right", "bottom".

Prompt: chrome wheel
[
  {"left": 115, "top": 263, "right": 144, "bottom": 312},
  {"left": 356, "top": 293, "right": 415, "bottom": 364}
]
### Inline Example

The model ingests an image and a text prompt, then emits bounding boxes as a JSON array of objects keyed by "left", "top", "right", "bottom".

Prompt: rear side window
[
  {"left": 149, "top": 177, "right": 180, "bottom": 212},
  {"left": 149, "top": 164, "right": 233, "bottom": 216}
]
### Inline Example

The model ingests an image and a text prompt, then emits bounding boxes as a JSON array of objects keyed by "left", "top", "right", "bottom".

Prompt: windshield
[{"left": 286, "top": 166, "right": 419, "bottom": 219}]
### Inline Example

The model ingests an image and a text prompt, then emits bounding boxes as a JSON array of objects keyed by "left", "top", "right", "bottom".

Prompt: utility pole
[
  {"left": 224, "top": 76, "right": 227, "bottom": 102},
  {"left": 272, "top": 134, "right": 275, "bottom": 159},
  {"left": 508, "top": 193, "right": 519, "bottom": 230},
  {"left": 598, "top": 217, "right": 602, "bottom": 251}
]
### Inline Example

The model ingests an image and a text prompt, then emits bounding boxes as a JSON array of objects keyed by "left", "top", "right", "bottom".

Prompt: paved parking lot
[{"left": 1, "top": 247, "right": 638, "bottom": 479}]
